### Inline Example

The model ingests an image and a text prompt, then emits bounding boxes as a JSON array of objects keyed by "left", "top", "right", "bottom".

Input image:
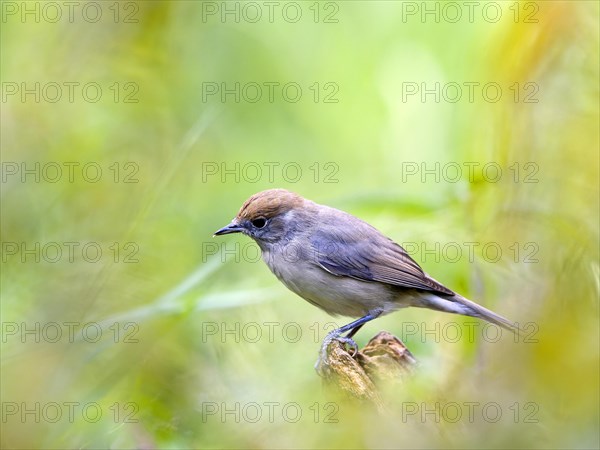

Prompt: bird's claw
[
  {"left": 314, "top": 333, "right": 359, "bottom": 376},
  {"left": 335, "top": 336, "right": 359, "bottom": 356}
]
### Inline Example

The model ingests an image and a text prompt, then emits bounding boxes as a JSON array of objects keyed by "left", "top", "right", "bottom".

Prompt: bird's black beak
[{"left": 213, "top": 221, "right": 244, "bottom": 236}]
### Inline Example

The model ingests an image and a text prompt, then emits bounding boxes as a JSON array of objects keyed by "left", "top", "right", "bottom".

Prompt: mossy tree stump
[{"left": 317, "top": 331, "right": 417, "bottom": 409}]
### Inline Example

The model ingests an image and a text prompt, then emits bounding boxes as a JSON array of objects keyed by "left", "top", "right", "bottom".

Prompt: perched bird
[{"left": 214, "top": 189, "right": 517, "bottom": 366}]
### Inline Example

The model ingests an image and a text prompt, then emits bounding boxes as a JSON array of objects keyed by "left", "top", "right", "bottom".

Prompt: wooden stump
[{"left": 317, "top": 331, "right": 417, "bottom": 409}]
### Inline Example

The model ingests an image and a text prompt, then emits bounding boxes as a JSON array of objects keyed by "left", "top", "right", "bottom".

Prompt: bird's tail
[{"left": 419, "top": 293, "right": 521, "bottom": 335}]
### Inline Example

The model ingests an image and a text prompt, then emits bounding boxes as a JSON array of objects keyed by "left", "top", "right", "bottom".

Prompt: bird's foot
[
  {"left": 334, "top": 335, "right": 359, "bottom": 357},
  {"left": 314, "top": 332, "right": 359, "bottom": 376}
]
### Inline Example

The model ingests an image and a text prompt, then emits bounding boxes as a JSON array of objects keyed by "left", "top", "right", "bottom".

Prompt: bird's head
[{"left": 214, "top": 189, "right": 309, "bottom": 247}]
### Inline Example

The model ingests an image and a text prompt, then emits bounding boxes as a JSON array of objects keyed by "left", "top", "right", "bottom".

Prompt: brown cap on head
[{"left": 236, "top": 189, "right": 305, "bottom": 221}]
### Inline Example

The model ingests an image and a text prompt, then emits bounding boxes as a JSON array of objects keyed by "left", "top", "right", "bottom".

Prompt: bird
[{"left": 214, "top": 188, "right": 518, "bottom": 368}]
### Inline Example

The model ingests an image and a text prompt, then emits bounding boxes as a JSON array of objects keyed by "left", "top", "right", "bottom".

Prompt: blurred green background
[{"left": 1, "top": 1, "right": 598, "bottom": 448}]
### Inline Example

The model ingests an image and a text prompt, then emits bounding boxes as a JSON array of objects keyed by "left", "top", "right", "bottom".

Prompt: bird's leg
[
  {"left": 315, "top": 309, "right": 383, "bottom": 374},
  {"left": 345, "top": 323, "right": 365, "bottom": 340},
  {"left": 332, "top": 323, "right": 365, "bottom": 355}
]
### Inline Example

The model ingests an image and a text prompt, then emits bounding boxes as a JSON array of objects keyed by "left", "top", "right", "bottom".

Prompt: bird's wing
[{"left": 310, "top": 221, "right": 454, "bottom": 296}]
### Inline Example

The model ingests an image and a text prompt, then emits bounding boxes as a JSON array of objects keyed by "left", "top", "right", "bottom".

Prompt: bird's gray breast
[{"left": 261, "top": 243, "right": 397, "bottom": 318}]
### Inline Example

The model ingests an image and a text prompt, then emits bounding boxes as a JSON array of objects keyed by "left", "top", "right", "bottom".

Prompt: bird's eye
[{"left": 251, "top": 217, "right": 267, "bottom": 229}]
